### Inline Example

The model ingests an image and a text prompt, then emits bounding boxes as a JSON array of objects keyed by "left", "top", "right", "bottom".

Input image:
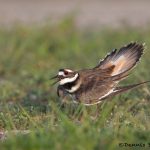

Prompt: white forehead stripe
[
  {"left": 59, "top": 73, "right": 79, "bottom": 85},
  {"left": 58, "top": 71, "right": 65, "bottom": 76}
]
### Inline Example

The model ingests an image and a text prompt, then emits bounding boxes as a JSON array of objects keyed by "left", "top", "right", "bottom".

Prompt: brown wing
[
  {"left": 80, "top": 65, "right": 115, "bottom": 80},
  {"left": 75, "top": 66, "right": 117, "bottom": 105},
  {"left": 75, "top": 80, "right": 116, "bottom": 105}
]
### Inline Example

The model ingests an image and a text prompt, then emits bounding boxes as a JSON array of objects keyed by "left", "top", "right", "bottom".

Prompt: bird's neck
[{"left": 62, "top": 75, "right": 81, "bottom": 93}]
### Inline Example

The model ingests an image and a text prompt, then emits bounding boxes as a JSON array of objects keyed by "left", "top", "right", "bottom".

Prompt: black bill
[{"left": 50, "top": 75, "right": 59, "bottom": 85}]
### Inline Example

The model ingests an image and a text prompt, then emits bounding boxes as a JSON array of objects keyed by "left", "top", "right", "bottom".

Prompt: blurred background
[
  {"left": 0, "top": 0, "right": 150, "bottom": 28},
  {"left": 0, "top": 1, "right": 150, "bottom": 150}
]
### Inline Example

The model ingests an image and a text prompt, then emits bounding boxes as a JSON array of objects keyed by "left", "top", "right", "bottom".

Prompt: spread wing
[
  {"left": 75, "top": 66, "right": 118, "bottom": 105},
  {"left": 95, "top": 42, "right": 144, "bottom": 76}
]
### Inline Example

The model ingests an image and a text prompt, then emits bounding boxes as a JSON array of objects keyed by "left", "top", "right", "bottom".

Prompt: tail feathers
[
  {"left": 113, "top": 81, "right": 150, "bottom": 97},
  {"left": 102, "top": 81, "right": 150, "bottom": 99},
  {"left": 98, "top": 42, "right": 145, "bottom": 76}
]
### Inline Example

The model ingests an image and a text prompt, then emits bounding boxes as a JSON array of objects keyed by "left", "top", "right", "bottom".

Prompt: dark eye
[{"left": 64, "top": 71, "right": 68, "bottom": 75}]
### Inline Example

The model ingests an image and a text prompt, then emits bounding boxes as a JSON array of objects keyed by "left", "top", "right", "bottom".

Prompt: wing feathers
[
  {"left": 97, "top": 42, "right": 145, "bottom": 76},
  {"left": 100, "top": 81, "right": 150, "bottom": 100}
]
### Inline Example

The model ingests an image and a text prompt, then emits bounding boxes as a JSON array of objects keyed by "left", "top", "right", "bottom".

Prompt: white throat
[{"left": 59, "top": 73, "right": 79, "bottom": 85}]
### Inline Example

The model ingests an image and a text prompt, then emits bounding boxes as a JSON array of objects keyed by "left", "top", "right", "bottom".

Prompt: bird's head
[{"left": 51, "top": 69, "right": 79, "bottom": 85}]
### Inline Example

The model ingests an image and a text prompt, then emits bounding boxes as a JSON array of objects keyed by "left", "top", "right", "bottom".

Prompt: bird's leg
[
  {"left": 96, "top": 104, "right": 101, "bottom": 118},
  {"left": 57, "top": 85, "right": 68, "bottom": 108},
  {"left": 59, "top": 96, "right": 67, "bottom": 109},
  {"left": 73, "top": 104, "right": 84, "bottom": 123},
  {"left": 90, "top": 104, "right": 100, "bottom": 120}
]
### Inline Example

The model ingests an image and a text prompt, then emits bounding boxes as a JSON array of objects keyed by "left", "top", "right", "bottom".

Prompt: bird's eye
[{"left": 64, "top": 71, "right": 68, "bottom": 75}]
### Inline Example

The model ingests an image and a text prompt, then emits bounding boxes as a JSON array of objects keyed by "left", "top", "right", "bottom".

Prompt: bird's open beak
[
  {"left": 50, "top": 75, "right": 59, "bottom": 85},
  {"left": 50, "top": 75, "right": 58, "bottom": 80}
]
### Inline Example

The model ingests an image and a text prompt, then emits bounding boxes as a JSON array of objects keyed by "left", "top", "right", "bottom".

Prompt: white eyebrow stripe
[
  {"left": 65, "top": 69, "right": 73, "bottom": 72},
  {"left": 59, "top": 73, "right": 79, "bottom": 85}
]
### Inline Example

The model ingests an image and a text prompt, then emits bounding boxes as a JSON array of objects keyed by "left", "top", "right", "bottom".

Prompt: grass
[{"left": 0, "top": 18, "right": 150, "bottom": 150}]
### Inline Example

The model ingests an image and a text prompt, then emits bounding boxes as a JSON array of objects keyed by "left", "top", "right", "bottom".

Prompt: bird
[{"left": 51, "top": 42, "right": 149, "bottom": 106}]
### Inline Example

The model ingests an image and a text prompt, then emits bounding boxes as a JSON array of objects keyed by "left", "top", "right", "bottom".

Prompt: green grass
[{"left": 0, "top": 18, "right": 150, "bottom": 150}]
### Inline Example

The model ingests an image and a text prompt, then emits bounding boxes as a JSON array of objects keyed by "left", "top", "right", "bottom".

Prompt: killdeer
[{"left": 51, "top": 42, "right": 149, "bottom": 105}]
